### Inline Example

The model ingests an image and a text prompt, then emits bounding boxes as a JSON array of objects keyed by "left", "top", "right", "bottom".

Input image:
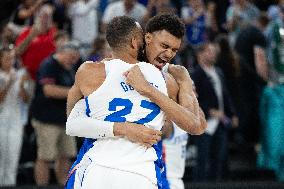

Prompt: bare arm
[
  {"left": 15, "top": 26, "right": 39, "bottom": 57},
  {"left": 18, "top": 0, "right": 44, "bottom": 19},
  {"left": 65, "top": 62, "right": 162, "bottom": 147},
  {"left": 125, "top": 65, "right": 207, "bottom": 135},
  {"left": 43, "top": 84, "right": 70, "bottom": 99}
]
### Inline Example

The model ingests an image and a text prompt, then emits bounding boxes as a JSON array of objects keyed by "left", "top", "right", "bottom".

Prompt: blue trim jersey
[
  {"left": 163, "top": 123, "right": 188, "bottom": 179},
  {"left": 70, "top": 59, "right": 168, "bottom": 188}
]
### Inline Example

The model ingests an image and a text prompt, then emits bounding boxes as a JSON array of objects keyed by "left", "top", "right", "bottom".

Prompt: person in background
[
  {"left": 192, "top": 42, "right": 238, "bottom": 181},
  {"left": 87, "top": 35, "right": 111, "bottom": 62},
  {"left": 181, "top": 0, "right": 207, "bottom": 47},
  {"left": 15, "top": 4, "right": 56, "bottom": 80},
  {"left": 234, "top": 13, "right": 269, "bottom": 146},
  {"left": 226, "top": 0, "right": 260, "bottom": 46},
  {"left": 9, "top": 0, "right": 45, "bottom": 35},
  {"left": 68, "top": 0, "right": 100, "bottom": 60},
  {"left": 102, "top": 0, "right": 147, "bottom": 32},
  {"left": 0, "top": 47, "right": 31, "bottom": 186},
  {"left": 30, "top": 42, "right": 80, "bottom": 186}
]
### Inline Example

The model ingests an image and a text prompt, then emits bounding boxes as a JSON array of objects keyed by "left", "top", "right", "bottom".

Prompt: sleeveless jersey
[
  {"left": 83, "top": 59, "right": 168, "bottom": 185},
  {"left": 163, "top": 123, "right": 188, "bottom": 179}
]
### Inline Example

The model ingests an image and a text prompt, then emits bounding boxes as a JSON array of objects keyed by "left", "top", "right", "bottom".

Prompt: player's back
[{"left": 84, "top": 59, "right": 167, "bottom": 184}]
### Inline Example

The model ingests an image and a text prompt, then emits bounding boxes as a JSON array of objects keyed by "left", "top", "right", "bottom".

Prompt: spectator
[
  {"left": 215, "top": 34, "right": 241, "bottom": 118},
  {"left": 267, "top": 0, "right": 284, "bottom": 21},
  {"left": 0, "top": 23, "right": 17, "bottom": 49},
  {"left": 54, "top": 30, "right": 70, "bottom": 49},
  {"left": 15, "top": 4, "right": 56, "bottom": 80},
  {"left": 181, "top": 0, "right": 207, "bottom": 47},
  {"left": 143, "top": 0, "right": 177, "bottom": 23},
  {"left": 266, "top": 5, "right": 284, "bottom": 84},
  {"left": 52, "top": 0, "right": 72, "bottom": 33},
  {"left": 102, "top": 0, "right": 147, "bottom": 31},
  {"left": 68, "top": 0, "right": 100, "bottom": 59},
  {"left": 9, "top": 0, "right": 45, "bottom": 35},
  {"left": 30, "top": 42, "right": 80, "bottom": 186},
  {"left": 226, "top": 0, "right": 260, "bottom": 46},
  {"left": 0, "top": 47, "right": 31, "bottom": 186},
  {"left": 234, "top": 13, "right": 269, "bottom": 145},
  {"left": 87, "top": 35, "right": 111, "bottom": 62},
  {"left": 192, "top": 42, "right": 238, "bottom": 181}
]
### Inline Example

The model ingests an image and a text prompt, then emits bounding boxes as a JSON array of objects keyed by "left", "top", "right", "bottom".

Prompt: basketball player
[{"left": 65, "top": 14, "right": 204, "bottom": 189}]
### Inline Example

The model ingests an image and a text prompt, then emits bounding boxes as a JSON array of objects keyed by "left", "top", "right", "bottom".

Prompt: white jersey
[
  {"left": 83, "top": 59, "right": 167, "bottom": 184},
  {"left": 163, "top": 123, "right": 188, "bottom": 179}
]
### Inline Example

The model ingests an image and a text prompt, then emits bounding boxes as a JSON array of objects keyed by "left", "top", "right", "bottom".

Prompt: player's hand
[
  {"left": 124, "top": 65, "right": 151, "bottom": 95},
  {"left": 124, "top": 122, "right": 162, "bottom": 148},
  {"left": 168, "top": 64, "right": 192, "bottom": 85}
]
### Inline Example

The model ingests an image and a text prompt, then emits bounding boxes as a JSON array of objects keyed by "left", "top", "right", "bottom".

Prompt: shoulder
[
  {"left": 77, "top": 61, "right": 104, "bottom": 76},
  {"left": 76, "top": 61, "right": 105, "bottom": 83}
]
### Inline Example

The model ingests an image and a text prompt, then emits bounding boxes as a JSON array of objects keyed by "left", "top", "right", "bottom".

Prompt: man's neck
[{"left": 112, "top": 51, "right": 137, "bottom": 64}]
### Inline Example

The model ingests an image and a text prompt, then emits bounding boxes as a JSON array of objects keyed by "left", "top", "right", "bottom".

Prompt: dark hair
[
  {"left": 57, "top": 41, "right": 80, "bottom": 52},
  {"left": 145, "top": 14, "right": 185, "bottom": 39},
  {"left": 106, "top": 16, "right": 138, "bottom": 49}
]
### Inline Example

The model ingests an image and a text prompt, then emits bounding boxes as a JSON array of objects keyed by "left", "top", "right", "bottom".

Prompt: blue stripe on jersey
[
  {"left": 65, "top": 138, "right": 96, "bottom": 189},
  {"left": 85, "top": 97, "right": 91, "bottom": 117},
  {"left": 153, "top": 141, "right": 170, "bottom": 189},
  {"left": 65, "top": 99, "right": 96, "bottom": 189}
]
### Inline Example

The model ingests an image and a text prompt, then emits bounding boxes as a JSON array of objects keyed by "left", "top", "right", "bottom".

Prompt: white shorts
[
  {"left": 168, "top": 178, "right": 184, "bottom": 189},
  {"left": 74, "top": 159, "right": 158, "bottom": 189}
]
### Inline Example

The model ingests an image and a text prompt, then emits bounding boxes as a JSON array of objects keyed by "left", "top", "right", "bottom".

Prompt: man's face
[
  {"left": 61, "top": 50, "right": 80, "bottom": 69},
  {"left": 199, "top": 44, "right": 217, "bottom": 65},
  {"left": 145, "top": 30, "right": 181, "bottom": 70}
]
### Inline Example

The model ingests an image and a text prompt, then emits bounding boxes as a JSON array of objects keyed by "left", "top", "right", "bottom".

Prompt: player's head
[
  {"left": 144, "top": 14, "right": 185, "bottom": 70},
  {"left": 106, "top": 16, "right": 144, "bottom": 60}
]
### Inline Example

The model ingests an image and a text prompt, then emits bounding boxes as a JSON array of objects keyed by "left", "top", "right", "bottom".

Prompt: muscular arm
[
  {"left": 125, "top": 65, "right": 207, "bottom": 135},
  {"left": 65, "top": 62, "right": 162, "bottom": 147}
]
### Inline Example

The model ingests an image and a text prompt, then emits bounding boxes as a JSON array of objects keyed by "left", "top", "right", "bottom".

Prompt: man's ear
[
  {"left": 131, "top": 37, "right": 138, "bottom": 50},
  {"left": 145, "top": 33, "right": 153, "bottom": 45}
]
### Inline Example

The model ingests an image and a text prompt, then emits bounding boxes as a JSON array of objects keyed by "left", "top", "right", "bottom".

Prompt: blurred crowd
[{"left": 0, "top": 0, "right": 284, "bottom": 187}]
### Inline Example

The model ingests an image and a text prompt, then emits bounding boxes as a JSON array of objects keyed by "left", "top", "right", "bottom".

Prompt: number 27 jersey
[{"left": 84, "top": 59, "right": 168, "bottom": 184}]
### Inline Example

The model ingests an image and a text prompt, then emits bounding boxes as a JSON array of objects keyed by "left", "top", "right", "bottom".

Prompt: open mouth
[{"left": 155, "top": 57, "right": 168, "bottom": 70}]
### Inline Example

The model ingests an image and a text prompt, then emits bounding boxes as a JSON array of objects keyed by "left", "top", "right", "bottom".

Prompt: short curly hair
[
  {"left": 145, "top": 14, "right": 185, "bottom": 39},
  {"left": 106, "top": 16, "right": 139, "bottom": 49}
]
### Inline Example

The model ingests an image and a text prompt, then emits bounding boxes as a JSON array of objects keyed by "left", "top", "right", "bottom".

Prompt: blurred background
[{"left": 0, "top": 0, "right": 284, "bottom": 188}]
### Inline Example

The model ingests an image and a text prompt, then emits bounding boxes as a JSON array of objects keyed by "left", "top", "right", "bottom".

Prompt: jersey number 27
[{"left": 104, "top": 98, "right": 160, "bottom": 124}]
